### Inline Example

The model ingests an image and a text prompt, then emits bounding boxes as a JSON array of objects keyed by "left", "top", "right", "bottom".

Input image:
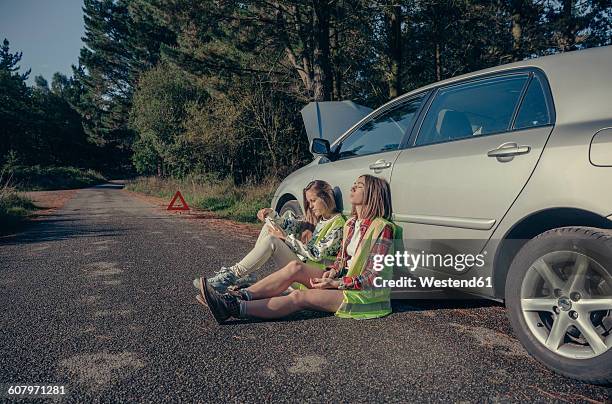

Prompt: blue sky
[{"left": 0, "top": 0, "right": 85, "bottom": 84}]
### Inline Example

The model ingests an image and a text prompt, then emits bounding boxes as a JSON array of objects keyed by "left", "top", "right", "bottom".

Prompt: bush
[
  {"left": 4, "top": 165, "right": 106, "bottom": 191},
  {"left": 0, "top": 186, "right": 36, "bottom": 234}
]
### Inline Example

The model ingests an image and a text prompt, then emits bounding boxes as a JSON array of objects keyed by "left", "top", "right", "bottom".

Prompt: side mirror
[{"left": 310, "top": 138, "right": 331, "bottom": 156}]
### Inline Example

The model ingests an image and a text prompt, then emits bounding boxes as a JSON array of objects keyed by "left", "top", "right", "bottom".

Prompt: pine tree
[
  {"left": 0, "top": 38, "right": 30, "bottom": 80},
  {"left": 75, "top": 0, "right": 175, "bottom": 154},
  {"left": 0, "top": 39, "right": 33, "bottom": 164}
]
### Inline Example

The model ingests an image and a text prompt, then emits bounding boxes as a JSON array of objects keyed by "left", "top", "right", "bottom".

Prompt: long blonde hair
[
  {"left": 301, "top": 180, "right": 339, "bottom": 239},
  {"left": 350, "top": 175, "right": 393, "bottom": 220}
]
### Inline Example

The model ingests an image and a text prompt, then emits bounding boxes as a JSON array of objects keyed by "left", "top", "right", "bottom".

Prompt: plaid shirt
[{"left": 328, "top": 217, "right": 393, "bottom": 290}]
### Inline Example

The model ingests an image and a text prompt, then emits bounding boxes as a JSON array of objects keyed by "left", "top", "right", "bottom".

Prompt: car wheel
[
  {"left": 279, "top": 199, "right": 302, "bottom": 217},
  {"left": 505, "top": 226, "right": 612, "bottom": 384}
]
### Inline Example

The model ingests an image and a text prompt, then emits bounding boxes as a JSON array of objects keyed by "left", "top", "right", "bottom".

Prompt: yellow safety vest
[{"left": 335, "top": 217, "right": 401, "bottom": 320}]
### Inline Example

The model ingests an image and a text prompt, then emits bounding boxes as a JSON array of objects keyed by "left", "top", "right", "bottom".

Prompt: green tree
[
  {"left": 0, "top": 38, "right": 30, "bottom": 79},
  {"left": 0, "top": 39, "right": 33, "bottom": 165},
  {"left": 30, "top": 80, "right": 92, "bottom": 167},
  {"left": 130, "top": 61, "right": 204, "bottom": 177},
  {"left": 1, "top": 39, "right": 101, "bottom": 170}
]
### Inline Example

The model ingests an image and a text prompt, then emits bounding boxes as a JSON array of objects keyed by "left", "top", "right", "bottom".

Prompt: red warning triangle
[{"left": 167, "top": 191, "right": 190, "bottom": 211}]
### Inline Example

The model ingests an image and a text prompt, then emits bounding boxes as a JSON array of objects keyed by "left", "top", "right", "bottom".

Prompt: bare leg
[
  {"left": 244, "top": 289, "right": 344, "bottom": 319},
  {"left": 245, "top": 261, "right": 325, "bottom": 300}
]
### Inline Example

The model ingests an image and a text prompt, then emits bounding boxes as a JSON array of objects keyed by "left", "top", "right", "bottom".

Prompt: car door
[
  {"left": 390, "top": 71, "right": 555, "bottom": 268},
  {"left": 308, "top": 94, "right": 427, "bottom": 214}
]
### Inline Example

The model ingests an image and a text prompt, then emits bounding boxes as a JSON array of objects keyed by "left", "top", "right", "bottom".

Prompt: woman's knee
[
  {"left": 268, "top": 234, "right": 288, "bottom": 251},
  {"left": 283, "top": 260, "right": 304, "bottom": 275},
  {"left": 288, "top": 289, "right": 307, "bottom": 308}
]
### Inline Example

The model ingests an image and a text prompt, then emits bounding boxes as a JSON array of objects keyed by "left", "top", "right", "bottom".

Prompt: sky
[{"left": 0, "top": 0, "right": 85, "bottom": 85}]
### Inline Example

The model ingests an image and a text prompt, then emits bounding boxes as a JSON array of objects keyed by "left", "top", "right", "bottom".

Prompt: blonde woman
[
  {"left": 194, "top": 180, "right": 345, "bottom": 292},
  {"left": 196, "top": 174, "right": 399, "bottom": 322}
]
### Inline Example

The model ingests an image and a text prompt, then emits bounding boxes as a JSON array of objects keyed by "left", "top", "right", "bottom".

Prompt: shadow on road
[
  {"left": 392, "top": 298, "right": 503, "bottom": 313},
  {"left": 0, "top": 215, "right": 123, "bottom": 246},
  {"left": 209, "top": 299, "right": 503, "bottom": 326}
]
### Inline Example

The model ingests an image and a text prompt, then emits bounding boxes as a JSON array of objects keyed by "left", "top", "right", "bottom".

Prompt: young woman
[
  {"left": 194, "top": 180, "right": 345, "bottom": 292},
  {"left": 195, "top": 174, "right": 398, "bottom": 322}
]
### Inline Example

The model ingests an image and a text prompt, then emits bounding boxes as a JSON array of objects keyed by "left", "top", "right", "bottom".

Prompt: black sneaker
[{"left": 201, "top": 277, "right": 241, "bottom": 323}]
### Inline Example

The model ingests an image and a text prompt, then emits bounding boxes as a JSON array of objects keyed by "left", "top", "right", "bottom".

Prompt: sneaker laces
[
  {"left": 220, "top": 293, "right": 241, "bottom": 317},
  {"left": 213, "top": 267, "right": 230, "bottom": 275},
  {"left": 210, "top": 269, "right": 236, "bottom": 282}
]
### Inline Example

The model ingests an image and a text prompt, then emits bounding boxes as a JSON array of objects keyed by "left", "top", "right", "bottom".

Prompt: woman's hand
[
  {"left": 257, "top": 208, "right": 273, "bottom": 222},
  {"left": 309, "top": 277, "right": 340, "bottom": 289},
  {"left": 267, "top": 225, "right": 286, "bottom": 240},
  {"left": 322, "top": 268, "right": 337, "bottom": 279},
  {"left": 300, "top": 229, "right": 313, "bottom": 244}
]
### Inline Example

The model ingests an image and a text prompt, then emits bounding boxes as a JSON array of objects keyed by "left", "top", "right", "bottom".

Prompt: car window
[
  {"left": 415, "top": 75, "right": 529, "bottom": 146},
  {"left": 513, "top": 76, "right": 552, "bottom": 130},
  {"left": 336, "top": 94, "right": 425, "bottom": 159}
]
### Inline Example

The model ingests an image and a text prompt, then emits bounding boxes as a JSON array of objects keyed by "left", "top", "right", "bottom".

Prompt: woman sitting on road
[
  {"left": 195, "top": 174, "right": 399, "bottom": 322},
  {"left": 194, "top": 180, "right": 345, "bottom": 292}
]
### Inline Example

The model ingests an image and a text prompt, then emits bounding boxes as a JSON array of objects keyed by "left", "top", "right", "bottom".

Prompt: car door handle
[
  {"left": 487, "top": 143, "right": 531, "bottom": 158},
  {"left": 369, "top": 160, "right": 392, "bottom": 170}
]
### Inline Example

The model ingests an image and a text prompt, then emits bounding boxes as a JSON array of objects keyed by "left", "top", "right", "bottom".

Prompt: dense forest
[{"left": 1, "top": 0, "right": 611, "bottom": 183}]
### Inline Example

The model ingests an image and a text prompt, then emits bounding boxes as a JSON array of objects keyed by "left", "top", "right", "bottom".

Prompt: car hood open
[{"left": 300, "top": 101, "right": 372, "bottom": 151}]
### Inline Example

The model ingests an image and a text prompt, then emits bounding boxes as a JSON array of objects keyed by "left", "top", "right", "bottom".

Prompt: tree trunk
[
  {"left": 275, "top": 5, "right": 314, "bottom": 99},
  {"left": 388, "top": 4, "right": 403, "bottom": 99},
  {"left": 331, "top": 5, "right": 342, "bottom": 100},
  {"left": 435, "top": 42, "right": 441, "bottom": 81},
  {"left": 312, "top": 0, "right": 333, "bottom": 101},
  {"left": 510, "top": 0, "right": 523, "bottom": 61},
  {"left": 561, "top": 0, "right": 575, "bottom": 52}
]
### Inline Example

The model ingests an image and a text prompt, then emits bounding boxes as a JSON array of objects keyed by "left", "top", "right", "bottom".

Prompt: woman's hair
[
  {"left": 351, "top": 174, "right": 393, "bottom": 220},
  {"left": 301, "top": 180, "right": 339, "bottom": 234}
]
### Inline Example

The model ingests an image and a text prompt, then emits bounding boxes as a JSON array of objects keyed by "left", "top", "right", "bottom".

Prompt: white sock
[{"left": 230, "top": 263, "right": 248, "bottom": 277}]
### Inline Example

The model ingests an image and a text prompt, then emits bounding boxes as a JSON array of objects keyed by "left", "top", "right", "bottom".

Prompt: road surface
[{"left": 1, "top": 183, "right": 610, "bottom": 402}]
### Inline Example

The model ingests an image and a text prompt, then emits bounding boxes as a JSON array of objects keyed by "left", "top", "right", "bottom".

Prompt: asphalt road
[{"left": 1, "top": 183, "right": 610, "bottom": 402}]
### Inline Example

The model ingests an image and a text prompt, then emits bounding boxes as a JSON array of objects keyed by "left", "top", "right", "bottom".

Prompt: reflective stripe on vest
[{"left": 312, "top": 214, "right": 346, "bottom": 265}]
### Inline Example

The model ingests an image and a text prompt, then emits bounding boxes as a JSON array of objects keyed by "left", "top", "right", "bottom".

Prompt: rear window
[
  {"left": 416, "top": 75, "right": 529, "bottom": 146},
  {"left": 513, "top": 76, "right": 552, "bottom": 130}
]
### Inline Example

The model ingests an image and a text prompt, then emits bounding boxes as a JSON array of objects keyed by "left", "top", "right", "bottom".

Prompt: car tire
[
  {"left": 505, "top": 226, "right": 612, "bottom": 385},
  {"left": 279, "top": 199, "right": 302, "bottom": 217}
]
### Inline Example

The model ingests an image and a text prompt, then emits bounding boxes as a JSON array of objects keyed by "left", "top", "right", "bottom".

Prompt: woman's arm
[{"left": 338, "top": 224, "right": 394, "bottom": 290}]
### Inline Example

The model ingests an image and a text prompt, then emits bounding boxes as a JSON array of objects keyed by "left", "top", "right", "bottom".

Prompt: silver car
[{"left": 271, "top": 45, "right": 612, "bottom": 383}]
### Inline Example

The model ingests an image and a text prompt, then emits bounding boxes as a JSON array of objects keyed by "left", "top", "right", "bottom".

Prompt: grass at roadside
[
  {"left": 0, "top": 186, "right": 37, "bottom": 235},
  {"left": 4, "top": 165, "right": 106, "bottom": 191},
  {"left": 125, "top": 175, "right": 279, "bottom": 223}
]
